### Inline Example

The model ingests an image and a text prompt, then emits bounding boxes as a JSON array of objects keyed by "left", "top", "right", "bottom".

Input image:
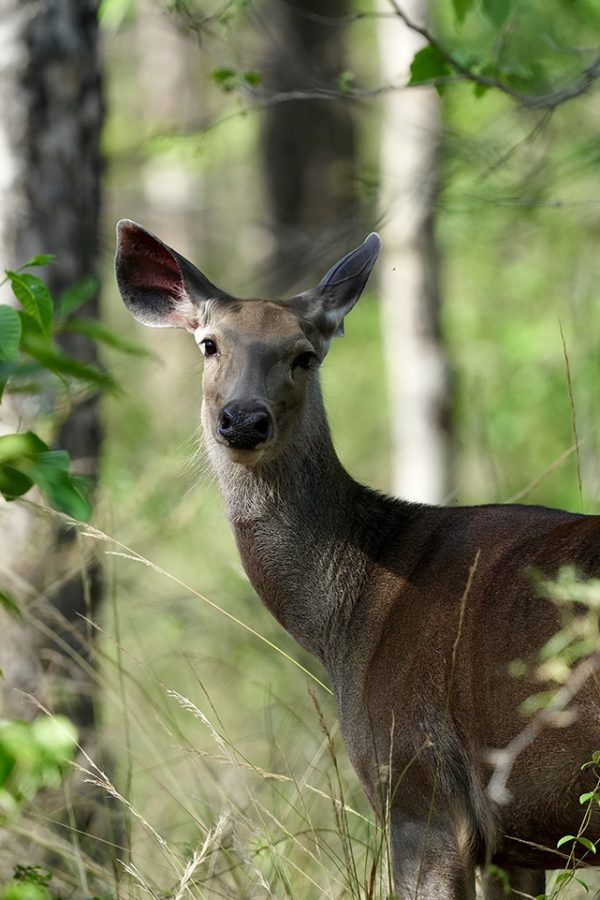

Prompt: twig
[
  {"left": 387, "top": 0, "right": 600, "bottom": 111},
  {"left": 487, "top": 652, "right": 600, "bottom": 805}
]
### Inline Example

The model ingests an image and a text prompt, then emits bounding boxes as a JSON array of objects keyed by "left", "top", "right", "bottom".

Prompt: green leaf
[
  {"left": 338, "top": 69, "right": 355, "bottom": 93},
  {"left": 20, "top": 335, "right": 119, "bottom": 393},
  {"left": 63, "top": 317, "right": 151, "bottom": 357},
  {"left": 31, "top": 716, "right": 78, "bottom": 766},
  {"left": 18, "top": 254, "right": 55, "bottom": 270},
  {"left": 557, "top": 834, "right": 577, "bottom": 848},
  {"left": 0, "top": 589, "right": 23, "bottom": 622},
  {"left": 576, "top": 836, "right": 597, "bottom": 854},
  {"left": 0, "top": 432, "right": 90, "bottom": 519},
  {"left": 6, "top": 273, "right": 53, "bottom": 338},
  {"left": 54, "top": 275, "right": 99, "bottom": 320},
  {"left": 242, "top": 70, "right": 261, "bottom": 87},
  {"left": 502, "top": 62, "right": 550, "bottom": 94},
  {"left": 0, "top": 306, "right": 22, "bottom": 362},
  {"left": 0, "top": 432, "right": 48, "bottom": 463},
  {"left": 408, "top": 45, "right": 452, "bottom": 88},
  {"left": 211, "top": 67, "right": 238, "bottom": 92},
  {"left": 0, "top": 464, "right": 34, "bottom": 500},
  {"left": 26, "top": 464, "right": 91, "bottom": 520},
  {"left": 452, "top": 0, "right": 476, "bottom": 23},
  {"left": 481, "top": 0, "right": 512, "bottom": 27}
]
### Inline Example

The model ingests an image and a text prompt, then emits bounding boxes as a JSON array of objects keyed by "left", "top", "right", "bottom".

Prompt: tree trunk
[
  {"left": 0, "top": 0, "right": 103, "bottom": 806},
  {"left": 261, "top": 0, "right": 365, "bottom": 291},
  {"left": 377, "top": 0, "right": 451, "bottom": 503}
]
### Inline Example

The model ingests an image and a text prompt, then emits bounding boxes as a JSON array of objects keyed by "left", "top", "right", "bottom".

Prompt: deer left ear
[
  {"left": 115, "top": 219, "right": 232, "bottom": 330},
  {"left": 288, "top": 233, "right": 381, "bottom": 352}
]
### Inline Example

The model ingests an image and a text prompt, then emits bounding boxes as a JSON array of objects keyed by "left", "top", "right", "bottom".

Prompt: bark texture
[
  {"left": 261, "top": 0, "right": 365, "bottom": 291},
  {"left": 377, "top": 0, "right": 451, "bottom": 503}
]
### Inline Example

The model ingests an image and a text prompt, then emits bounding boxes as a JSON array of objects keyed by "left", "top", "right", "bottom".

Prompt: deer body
[{"left": 116, "top": 221, "right": 600, "bottom": 899}]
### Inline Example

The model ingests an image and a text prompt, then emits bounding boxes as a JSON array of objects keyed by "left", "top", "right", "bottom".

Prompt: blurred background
[{"left": 0, "top": 0, "right": 599, "bottom": 896}]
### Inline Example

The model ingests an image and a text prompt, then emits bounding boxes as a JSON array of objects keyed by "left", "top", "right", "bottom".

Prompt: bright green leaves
[
  {"left": 0, "top": 432, "right": 91, "bottom": 519},
  {"left": 580, "top": 789, "right": 600, "bottom": 807},
  {"left": 451, "top": 0, "right": 513, "bottom": 26},
  {"left": 0, "top": 256, "right": 133, "bottom": 519},
  {"left": 408, "top": 45, "right": 452, "bottom": 89},
  {"left": 5, "top": 273, "right": 52, "bottom": 339},
  {"left": 0, "top": 716, "right": 78, "bottom": 818},
  {"left": 557, "top": 833, "right": 597, "bottom": 854},
  {"left": 210, "top": 67, "right": 262, "bottom": 93},
  {"left": 0, "top": 307, "right": 21, "bottom": 363},
  {"left": 481, "top": 0, "right": 513, "bottom": 27},
  {"left": 452, "top": 0, "right": 477, "bottom": 24},
  {"left": 0, "top": 866, "right": 55, "bottom": 900}
]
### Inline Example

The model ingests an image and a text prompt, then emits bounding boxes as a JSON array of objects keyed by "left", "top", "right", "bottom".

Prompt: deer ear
[
  {"left": 115, "top": 220, "right": 231, "bottom": 330},
  {"left": 289, "top": 233, "right": 381, "bottom": 351}
]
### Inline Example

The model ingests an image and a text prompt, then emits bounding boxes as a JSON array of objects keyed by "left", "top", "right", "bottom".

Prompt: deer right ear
[{"left": 115, "top": 220, "right": 231, "bottom": 330}]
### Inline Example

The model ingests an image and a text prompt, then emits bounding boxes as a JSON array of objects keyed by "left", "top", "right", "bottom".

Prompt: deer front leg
[
  {"left": 390, "top": 813, "right": 477, "bottom": 900},
  {"left": 482, "top": 865, "right": 545, "bottom": 899}
]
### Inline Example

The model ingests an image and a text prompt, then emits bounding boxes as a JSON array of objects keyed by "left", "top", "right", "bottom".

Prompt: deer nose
[{"left": 217, "top": 402, "right": 273, "bottom": 449}]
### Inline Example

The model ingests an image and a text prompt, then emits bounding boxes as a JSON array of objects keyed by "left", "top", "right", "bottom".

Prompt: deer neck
[{"left": 203, "top": 382, "right": 373, "bottom": 665}]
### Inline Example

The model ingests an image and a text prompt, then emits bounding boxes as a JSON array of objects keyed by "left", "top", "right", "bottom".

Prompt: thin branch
[
  {"left": 387, "top": 0, "right": 600, "bottom": 111},
  {"left": 487, "top": 652, "right": 600, "bottom": 805}
]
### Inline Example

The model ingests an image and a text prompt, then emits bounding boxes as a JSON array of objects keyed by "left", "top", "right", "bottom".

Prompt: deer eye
[
  {"left": 292, "top": 351, "right": 316, "bottom": 371},
  {"left": 200, "top": 338, "right": 218, "bottom": 357}
]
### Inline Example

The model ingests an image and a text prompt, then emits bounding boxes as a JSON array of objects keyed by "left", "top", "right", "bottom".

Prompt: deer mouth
[{"left": 222, "top": 445, "right": 266, "bottom": 466}]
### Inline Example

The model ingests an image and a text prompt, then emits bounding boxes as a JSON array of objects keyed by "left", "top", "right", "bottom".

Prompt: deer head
[{"left": 115, "top": 220, "right": 381, "bottom": 466}]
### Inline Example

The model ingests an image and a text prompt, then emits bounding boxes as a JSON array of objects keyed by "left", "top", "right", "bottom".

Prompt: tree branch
[{"left": 387, "top": 0, "right": 600, "bottom": 112}]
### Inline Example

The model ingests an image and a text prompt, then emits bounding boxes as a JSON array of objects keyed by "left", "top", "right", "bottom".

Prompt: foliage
[
  {"left": 0, "top": 258, "right": 146, "bottom": 521},
  {"left": 0, "top": 866, "right": 54, "bottom": 900},
  {"left": 0, "top": 716, "right": 77, "bottom": 819}
]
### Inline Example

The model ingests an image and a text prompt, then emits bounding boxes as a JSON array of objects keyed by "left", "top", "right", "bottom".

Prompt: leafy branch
[
  {"left": 0, "top": 258, "right": 146, "bottom": 522},
  {"left": 389, "top": 0, "right": 600, "bottom": 110}
]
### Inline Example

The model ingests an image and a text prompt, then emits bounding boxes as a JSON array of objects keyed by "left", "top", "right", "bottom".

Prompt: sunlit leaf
[
  {"left": 577, "top": 836, "right": 597, "bottom": 854},
  {"left": 5, "top": 272, "right": 53, "bottom": 338},
  {"left": 0, "top": 306, "right": 22, "bottom": 362},
  {"left": 18, "top": 254, "right": 55, "bottom": 270},
  {"left": 408, "top": 45, "right": 451, "bottom": 89},
  {"left": 0, "top": 432, "right": 48, "bottom": 462},
  {"left": 557, "top": 834, "right": 577, "bottom": 848}
]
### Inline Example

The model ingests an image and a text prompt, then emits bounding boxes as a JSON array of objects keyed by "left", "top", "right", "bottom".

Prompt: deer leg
[
  {"left": 390, "top": 814, "right": 477, "bottom": 900},
  {"left": 482, "top": 865, "right": 545, "bottom": 899}
]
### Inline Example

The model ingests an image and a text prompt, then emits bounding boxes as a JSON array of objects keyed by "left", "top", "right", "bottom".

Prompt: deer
[{"left": 115, "top": 219, "right": 600, "bottom": 899}]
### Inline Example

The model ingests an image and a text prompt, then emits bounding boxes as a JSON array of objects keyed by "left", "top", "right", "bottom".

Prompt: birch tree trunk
[
  {"left": 0, "top": 0, "right": 103, "bottom": 738},
  {"left": 377, "top": 0, "right": 451, "bottom": 503}
]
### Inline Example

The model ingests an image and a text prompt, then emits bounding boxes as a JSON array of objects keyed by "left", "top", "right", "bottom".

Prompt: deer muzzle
[{"left": 217, "top": 401, "right": 273, "bottom": 450}]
